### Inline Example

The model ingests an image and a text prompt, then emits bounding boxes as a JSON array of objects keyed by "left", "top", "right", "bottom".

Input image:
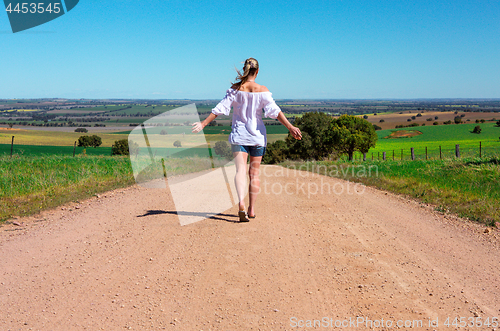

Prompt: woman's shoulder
[
  {"left": 229, "top": 84, "right": 271, "bottom": 93},
  {"left": 259, "top": 85, "right": 270, "bottom": 93}
]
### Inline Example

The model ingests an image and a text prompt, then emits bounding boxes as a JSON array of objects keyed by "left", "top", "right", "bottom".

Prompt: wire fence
[{"left": 355, "top": 142, "right": 500, "bottom": 161}]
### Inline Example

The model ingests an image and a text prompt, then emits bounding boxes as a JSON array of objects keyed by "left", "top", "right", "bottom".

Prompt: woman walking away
[{"left": 192, "top": 58, "right": 302, "bottom": 222}]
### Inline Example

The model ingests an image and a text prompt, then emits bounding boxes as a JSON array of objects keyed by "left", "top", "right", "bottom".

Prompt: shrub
[
  {"left": 444, "top": 120, "right": 452, "bottom": 125},
  {"left": 263, "top": 140, "right": 288, "bottom": 164},
  {"left": 496, "top": 120, "right": 500, "bottom": 127},
  {"left": 75, "top": 127, "right": 88, "bottom": 133},
  {"left": 112, "top": 139, "right": 138, "bottom": 156},
  {"left": 286, "top": 112, "right": 333, "bottom": 160},
  {"left": 480, "top": 119, "right": 485, "bottom": 123},
  {"left": 416, "top": 113, "right": 422, "bottom": 117},
  {"left": 379, "top": 119, "right": 385, "bottom": 122},
  {"left": 435, "top": 116, "right": 439, "bottom": 120},
  {"left": 174, "top": 140, "right": 182, "bottom": 148},
  {"left": 411, "top": 116, "right": 416, "bottom": 120},
  {"left": 427, "top": 118, "right": 433, "bottom": 121},
  {"left": 373, "top": 124, "right": 382, "bottom": 130},
  {"left": 363, "top": 115, "right": 368, "bottom": 119},
  {"left": 213, "top": 141, "right": 232, "bottom": 159},
  {"left": 77, "top": 135, "right": 102, "bottom": 148},
  {"left": 433, "top": 122, "right": 439, "bottom": 125},
  {"left": 472, "top": 125, "right": 482, "bottom": 134},
  {"left": 454, "top": 116, "right": 462, "bottom": 124},
  {"left": 160, "top": 129, "right": 168, "bottom": 135}
]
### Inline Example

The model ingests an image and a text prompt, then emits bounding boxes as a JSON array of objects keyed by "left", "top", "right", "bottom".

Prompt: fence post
[
  {"left": 455, "top": 144, "right": 460, "bottom": 158},
  {"left": 392, "top": 150, "right": 395, "bottom": 161},
  {"left": 401, "top": 149, "right": 403, "bottom": 160},
  {"left": 73, "top": 141, "right": 76, "bottom": 157},
  {"left": 411, "top": 147, "right": 415, "bottom": 160},
  {"left": 10, "top": 136, "right": 14, "bottom": 157},
  {"left": 383, "top": 152, "right": 386, "bottom": 161},
  {"left": 425, "top": 146, "right": 428, "bottom": 160},
  {"left": 479, "top": 141, "right": 482, "bottom": 158},
  {"left": 439, "top": 146, "right": 442, "bottom": 159}
]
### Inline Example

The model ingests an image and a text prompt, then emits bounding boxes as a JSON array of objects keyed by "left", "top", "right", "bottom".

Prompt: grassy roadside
[
  {"left": 0, "top": 154, "right": 233, "bottom": 224},
  {"left": 0, "top": 155, "right": 135, "bottom": 223},
  {"left": 281, "top": 157, "right": 500, "bottom": 226}
]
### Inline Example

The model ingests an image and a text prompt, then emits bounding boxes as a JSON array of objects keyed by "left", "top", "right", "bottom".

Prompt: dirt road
[{"left": 1, "top": 165, "right": 499, "bottom": 330}]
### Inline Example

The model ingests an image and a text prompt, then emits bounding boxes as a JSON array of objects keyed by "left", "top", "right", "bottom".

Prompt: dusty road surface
[{"left": 1, "top": 165, "right": 499, "bottom": 330}]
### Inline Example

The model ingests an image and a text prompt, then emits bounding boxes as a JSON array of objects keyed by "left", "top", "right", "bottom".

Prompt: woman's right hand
[
  {"left": 289, "top": 126, "right": 302, "bottom": 140},
  {"left": 192, "top": 122, "right": 204, "bottom": 133}
]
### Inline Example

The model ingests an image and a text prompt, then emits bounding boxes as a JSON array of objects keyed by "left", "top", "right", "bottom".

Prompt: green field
[
  {"left": 0, "top": 144, "right": 112, "bottom": 156},
  {"left": 367, "top": 123, "right": 500, "bottom": 159},
  {"left": 0, "top": 155, "right": 135, "bottom": 222}
]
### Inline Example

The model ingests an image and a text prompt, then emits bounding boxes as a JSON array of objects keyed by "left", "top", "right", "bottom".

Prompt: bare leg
[
  {"left": 233, "top": 151, "right": 248, "bottom": 211},
  {"left": 248, "top": 156, "right": 262, "bottom": 217}
]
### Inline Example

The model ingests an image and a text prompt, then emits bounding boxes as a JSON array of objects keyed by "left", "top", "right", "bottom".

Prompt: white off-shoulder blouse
[{"left": 211, "top": 88, "right": 282, "bottom": 147}]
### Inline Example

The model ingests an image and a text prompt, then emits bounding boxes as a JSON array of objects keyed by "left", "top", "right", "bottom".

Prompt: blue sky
[{"left": 1, "top": 0, "right": 499, "bottom": 99}]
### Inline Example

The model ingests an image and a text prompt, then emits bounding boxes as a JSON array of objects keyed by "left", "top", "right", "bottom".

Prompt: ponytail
[{"left": 232, "top": 58, "right": 259, "bottom": 90}]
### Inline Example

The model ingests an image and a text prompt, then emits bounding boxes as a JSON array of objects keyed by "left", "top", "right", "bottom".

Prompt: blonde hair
[{"left": 232, "top": 58, "right": 259, "bottom": 90}]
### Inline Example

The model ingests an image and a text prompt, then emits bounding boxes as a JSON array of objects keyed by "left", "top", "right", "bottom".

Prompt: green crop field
[
  {"left": 367, "top": 123, "right": 500, "bottom": 159},
  {"left": 0, "top": 144, "right": 112, "bottom": 156}
]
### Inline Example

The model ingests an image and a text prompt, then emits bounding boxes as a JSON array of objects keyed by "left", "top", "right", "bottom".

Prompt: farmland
[{"left": 369, "top": 122, "right": 500, "bottom": 158}]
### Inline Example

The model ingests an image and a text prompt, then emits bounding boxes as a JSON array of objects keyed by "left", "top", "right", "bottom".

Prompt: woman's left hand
[{"left": 192, "top": 122, "right": 204, "bottom": 133}]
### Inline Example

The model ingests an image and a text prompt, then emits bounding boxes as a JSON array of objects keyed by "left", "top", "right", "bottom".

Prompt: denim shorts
[{"left": 231, "top": 144, "right": 266, "bottom": 157}]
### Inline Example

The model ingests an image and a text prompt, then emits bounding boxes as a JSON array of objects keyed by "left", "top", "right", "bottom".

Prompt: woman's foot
[
  {"left": 238, "top": 210, "right": 249, "bottom": 222},
  {"left": 247, "top": 207, "right": 256, "bottom": 219}
]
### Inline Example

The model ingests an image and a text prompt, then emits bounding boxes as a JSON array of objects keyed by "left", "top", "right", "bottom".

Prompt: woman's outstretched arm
[
  {"left": 192, "top": 113, "right": 218, "bottom": 133},
  {"left": 277, "top": 112, "right": 302, "bottom": 140}
]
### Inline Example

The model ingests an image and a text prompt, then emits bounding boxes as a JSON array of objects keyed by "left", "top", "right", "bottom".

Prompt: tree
[
  {"left": 496, "top": 120, "right": 500, "bottom": 127},
  {"left": 8, "top": 123, "right": 13, "bottom": 129},
  {"left": 78, "top": 135, "right": 102, "bottom": 148},
  {"left": 89, "top": 135, "right": 102, "bottom": 148},
  {"left": 454, "top": 116, "right": 462, "bottom": 124},
  {"left": 112, "top": 139, "right": 138, "bottom": 156},
  {"left": 75, "top": 127, "right": 88, "bottom": 133},
  {"left": 213, "top": 141, "right": 232, "bottom": 159},
  {"left": 286, "top": 112, "right": 334, "bottom": 160},
  {"left": 328, "top": 115, "right": 378, "bottom": 161},
  {"left": 472, "top": 125, "right": 482, "bottom": 134},
  {"left": 174, "top": 140, "right": 182, "bottom": 148},
  {"left": 160, "top": 129, "right": 168, "bottom": 135}
]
